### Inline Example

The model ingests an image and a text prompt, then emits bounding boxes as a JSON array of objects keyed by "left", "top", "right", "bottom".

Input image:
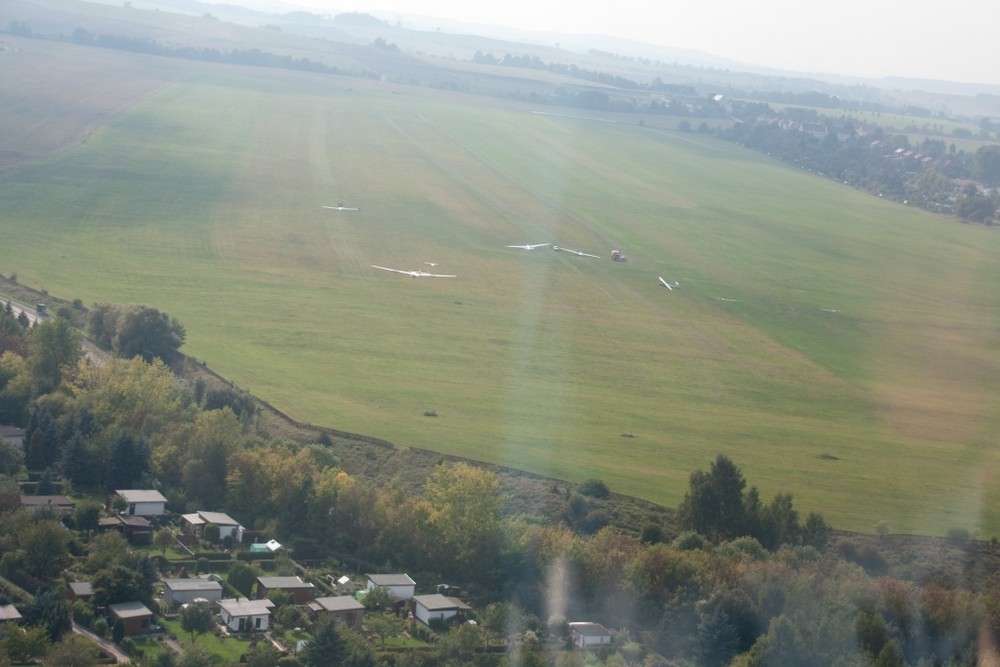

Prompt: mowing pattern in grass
[{"left": 3, "top": 55, "right": 1000, "bottom": 537}]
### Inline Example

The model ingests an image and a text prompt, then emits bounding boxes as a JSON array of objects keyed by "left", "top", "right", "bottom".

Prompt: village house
[
  {"left": 257, "top": 576, "right": 316, "bottom": 604},
  {"left": 108, "top": 601, "right": 154, "bottom": 636},
  {"left": 162, "top": 578, "right": 224, "bottom": 606},
  {"left": 217, "top": 598, "right": 273, "bottom": 633},
  {"left": 366, "top": 573, "right": 416, "bottom": 601},
  {"left": 569, "top": 622, "right": 613, "bottom": 649},
  {"left": 115, "top": 489, "right": 168, "bottom": 516},
  {"left": 412, "top": 594, "right": 471, "bottom": 627},
  {"left": 308, "top": 596, "right": 365, "bottom": 629}
]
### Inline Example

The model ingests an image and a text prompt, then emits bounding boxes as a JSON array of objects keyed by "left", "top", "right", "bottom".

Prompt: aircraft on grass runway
[
  {"left": 322, "top": 203, "right": 360, "bottom": 211},
  {"left": 372, "top": 265, "right": 456, "bottom": 278},
  {"left": 659, "top": 277, "right": 680, "bottom": 290},
  {"left": 552, "top": 245, "right": 599, "bottom": 258},
  {"left": 506, "top": 243, "right": 550, "bottom": 250}
]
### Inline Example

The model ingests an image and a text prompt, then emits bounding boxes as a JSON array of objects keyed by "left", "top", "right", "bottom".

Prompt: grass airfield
[{"left": 3, "top": 47, "right": 1000, "bottom": 537}]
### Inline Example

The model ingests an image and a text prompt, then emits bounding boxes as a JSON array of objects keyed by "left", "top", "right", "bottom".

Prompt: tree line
[{"left": 712, "top": 103, "right": 1000, "bottom": 223}]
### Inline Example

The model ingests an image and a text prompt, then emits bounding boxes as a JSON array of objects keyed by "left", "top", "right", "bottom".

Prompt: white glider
[
  {"left": 553, "top": 245, "right": 599, "bottom": 258},
  {"left": 372, "top": 265, "right": 456, "bottom": 278},
  {"left": 322, "top": 203, "right": 360, "bottom": 211},
  {"left": 659, "top": 277, "right": 680, "bottom": 290},
  {"left": 506, "top": 243, "right": 550, "bottom": 250}
]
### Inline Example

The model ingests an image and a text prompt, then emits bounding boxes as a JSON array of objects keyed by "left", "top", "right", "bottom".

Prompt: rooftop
[
  {"left": 310, "top": 596, "right": 365, "bottom": 613},
  {"left": 164, "top": 579, "right": 223, "bottom": 592},
  {"left": 109, "top": 601, "right": 153, "bottom": 619},
  {"left": 218, "top": 598, "right": 274, "bottom": 616},
  {"left": 569, "top": 622, "right": 613, "bottom": 637},
  {"left": 367, "top": 573, "right": 416, "bottom": 587},
  {"left": 115, "top": 489, "right": 167, "bottom": 503},
  {"left": 0, "top": 605, "right": 21, "bottom": 622},
  {"left": 413, "top": 594, "right": 471, "bottom": 611},
  {"left": 258, "top": 576, "right": 314, "bottom": 589}
]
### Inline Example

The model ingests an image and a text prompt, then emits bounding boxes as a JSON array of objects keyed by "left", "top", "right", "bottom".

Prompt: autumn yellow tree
[{"left": 420, "top": 462, "right": 505, "bottom": 586}]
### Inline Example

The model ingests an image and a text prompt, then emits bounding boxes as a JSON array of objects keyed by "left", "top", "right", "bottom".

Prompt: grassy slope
[{"left": 2, "top": 51, "right": 1000, "bottom": 537}]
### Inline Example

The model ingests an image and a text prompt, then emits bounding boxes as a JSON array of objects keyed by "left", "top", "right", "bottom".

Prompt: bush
[{"left": 578, "top": 478, "right": 610, "bottom": 499}]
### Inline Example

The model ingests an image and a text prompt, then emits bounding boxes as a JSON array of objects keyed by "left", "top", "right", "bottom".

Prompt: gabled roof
[
  {"left": 366, "top": 573, "right": 415, "bottom": 587},
  {"left": 310, "top": 596, "right": 365, "bottom": 613},
  {"left": 257, "top": 576, "right": 314, "bottom": 590},
  {"left": 115, "top": 489, "right": 167, "bottom": 504},
  {"left": 218, "top": 598, "right": 273, "bottom": 617},
  {"left": 413, "top": 594, "right": 471, "bottom": 611},
  {"left": 108, "top": 601, "right": 153, "bottom": 619}
]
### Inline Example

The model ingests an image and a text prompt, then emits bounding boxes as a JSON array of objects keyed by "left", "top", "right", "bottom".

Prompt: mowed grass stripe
[{"left": 2, "top": 66, "right": 1000, "bottom": 536}]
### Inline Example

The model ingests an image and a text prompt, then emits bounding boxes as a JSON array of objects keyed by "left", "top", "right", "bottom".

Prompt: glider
[
  {"left": 322, "top": 203, "right": 360, "bottom": 211},
  {"left": 372, "top": 265, "right": 456, "bottom": 278},
  {"left": 506, "top": 243, "right": 550, "bottom": 250},
  {"left": 553, "top": 245, "right": 599, "bottom": 258},
  {"left": 659, "top": 277, "right": 680, "bottom": 290}
]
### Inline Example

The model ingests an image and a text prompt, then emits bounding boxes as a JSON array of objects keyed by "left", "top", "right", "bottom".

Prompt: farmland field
[{"left": 3, "top": 37, "right": 1000, "bottom": 537}]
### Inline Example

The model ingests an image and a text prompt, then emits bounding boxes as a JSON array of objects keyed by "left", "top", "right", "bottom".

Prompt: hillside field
[{"left": 3, "top": 38, "right": 1000, "bottom": 538}]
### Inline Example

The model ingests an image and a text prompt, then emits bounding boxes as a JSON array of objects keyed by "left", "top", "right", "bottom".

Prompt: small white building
[
  {"left": 412, "top": 594, "right": 471, "bottom": 626},
  {"left": 163, "top": 578, "right": 224, "bottom": 606},
  {"left": 366, "top": 573, "right": 416, "bottom": 601},
  {"left": 569, "top": 622, "right": 613, "bottom": 649},
  {"left": 116, "top": 489, "right": 168, "bottom": 516},
  {"left": 182, "top": 511, "right": 245, "bottom": 543},
  {"left": 217, "top": 598, "right": 273, "bottom": 633}
]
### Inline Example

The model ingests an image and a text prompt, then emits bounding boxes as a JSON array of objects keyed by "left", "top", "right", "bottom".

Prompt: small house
[
  {"left": 163, "top": 578, "right": 224, "bottom": 606},
  {"left": 21, "top": 495, "right": 74, "bottom": 513},
  {"left": 98, "top": 515, "right": 153, "bottom": 545},
  {"left": 308, "top": 596, "right": 365, "bottom": 629},
  {"left": 182, "top": 511, "right": 245, "bottom": 543},
  {"left": 569, "top": 622, "right": 613, "bottom": 649},
  {"left": 366, "top": 573, "right": 416, "bottom": 601},
  {"left": 412, "top": 594, "right": 471, "bottom": 627},
  {"left": 0, "top": 425, "right": 25, "bottom": 450},
  {"left": 108, "top": 601, "right": 154, "bottom": 636},
  {"left": 217, "top": 598, "right": 273, "bottom": 633},
  {"left": 257, "top": 576, "right": 315, "bottom": 604},
  {"left": 115, "top": 489, "right": 167, "bottom": 516},
  {"left": 68, "top": 581, "right": 93, "bottom": 602}
]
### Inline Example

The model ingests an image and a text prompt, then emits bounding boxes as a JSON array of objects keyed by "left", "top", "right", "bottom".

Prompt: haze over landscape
[{"left": 253, "top": 0, "right": 1000, "bottom": 86}]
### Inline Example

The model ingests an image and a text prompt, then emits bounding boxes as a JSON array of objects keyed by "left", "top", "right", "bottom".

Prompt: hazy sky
[{"left": 284, "top": 0, "right": 1000, "bottom": 86}]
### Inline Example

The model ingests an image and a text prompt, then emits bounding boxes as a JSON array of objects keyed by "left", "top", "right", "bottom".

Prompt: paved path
[{"left": 72, "top": 622, "right": 132, "bottom": 664}]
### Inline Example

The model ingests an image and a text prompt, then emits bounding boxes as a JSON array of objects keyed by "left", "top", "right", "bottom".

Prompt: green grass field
[{"left": 3, "top": 45, "right": 1000, "bottom": 538}]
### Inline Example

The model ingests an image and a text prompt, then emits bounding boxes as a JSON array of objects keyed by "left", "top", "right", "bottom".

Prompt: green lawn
[
  {"left": 161, "top": 618, "right": 254, "bottom": 663},
  {"left": 3, "top": 57, "right": 1000, "bottom": 537}
]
